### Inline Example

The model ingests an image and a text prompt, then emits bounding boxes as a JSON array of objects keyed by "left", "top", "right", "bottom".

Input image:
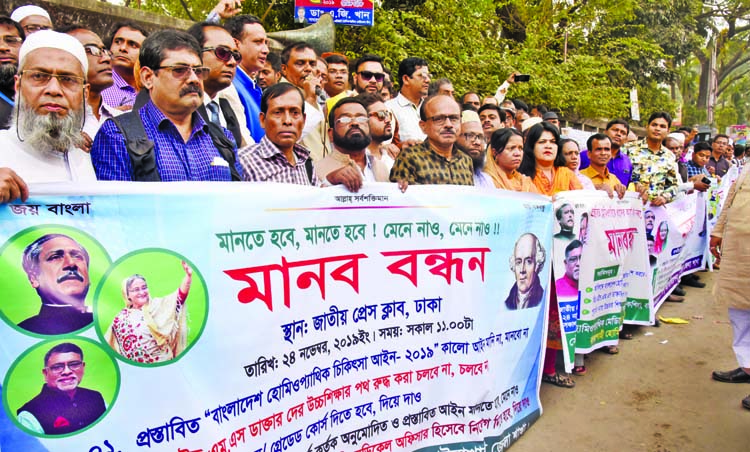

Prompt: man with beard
[
  {"left": 0, "top": 30, "right": 96, "bottom": 203},
  {"left": 390, "top": 94, "right": 473, "bottom": 185},
  {"left": 187, "top": 22, "right": 250, "bottom": 149},
  {"left": 0, "top": 17, "right": 23, "bottom": 130},
  {"left": 456, "top": 110, "right": 492, "bottom": 188},
  {"left": 477, "top": 104, "right": 505, "bottom": 142},
  {"left": 579, "top": 118, "right": 633, "bottom": 186},
  {"left": 315, "top": 97, "right": 389, "bottom": 192},
  {"left": 92, "top": 30, "right": 242, "bottom": 181},
  {"left": 19, "top": 234, "right": 93, "bottom": 334},
  {"left": 17, "top": 342, "right": 105, "bottom": 435},
  {"left": 59, "top": 24, "right": 118, "bottom": 146},
  {"left": 258, "top": 52, "right": 281, "bottom": 90},
  {"left": 386, "top": 57, "right": 430, "bottom": 145},
  {"left": 357, "top": 92, "right": 395, "bottom": 171},
  {"left": 101, "top": 21, "right": 148, "bottom": 110}
]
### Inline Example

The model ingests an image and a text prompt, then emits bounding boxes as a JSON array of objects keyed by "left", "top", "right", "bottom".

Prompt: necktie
[{"left": 207, "top": 101, "right": 221, "bottom": 126}]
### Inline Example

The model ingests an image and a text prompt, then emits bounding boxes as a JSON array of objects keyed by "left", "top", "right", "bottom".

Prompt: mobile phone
[
  {"left": 514, "top": 74, "right": 531, "bottom": 82},
  {"left": 702, "top": 177, "right": 711, "bottom": 185}
]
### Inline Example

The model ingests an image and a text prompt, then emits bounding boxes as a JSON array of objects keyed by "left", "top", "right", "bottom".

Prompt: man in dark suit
[
  {"left": 504, "top": 233, "right": 546, "bottom": 310},
  {"left": 187, "top": 22, "right": 248, "bottom": 149},
  {"left": 17, "top": 343, "right": 105, "bottom": 435}
]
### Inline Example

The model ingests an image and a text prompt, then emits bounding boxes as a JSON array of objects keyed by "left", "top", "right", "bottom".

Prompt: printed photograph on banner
[
  {"left": 503, "top": 233, "right": 547, "bottom": 311},
  {"left": 0, "top": 226, "right": 111, "bottom": 337},
  {"left": 94, "top": 250, "right": 208, "bottom": 367},
  {"left": 2, "top": 337, "right": 120, "bottom": 438}
]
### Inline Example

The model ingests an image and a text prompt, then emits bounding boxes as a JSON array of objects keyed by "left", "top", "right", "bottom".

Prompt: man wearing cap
[
  {"left": 0, "top": 16, "right": 24, "bottom": 130},
  {"left": 543, "top": 111, "right": 560, "bottom": 131},
  {"left": 456, "top": 110, "right": 492, "bottom": 188},
  {"left": 10, "top": 6, "right": 52, "bottom": 35},
  {"left": 91, "top": 29, "right": 243, "bottom": 181},
  {"left": 500, "top": 99, "right": 516, "bottom": 129},
  {"left": 0, "top": 30, "right": 96, "bottom": 203}
]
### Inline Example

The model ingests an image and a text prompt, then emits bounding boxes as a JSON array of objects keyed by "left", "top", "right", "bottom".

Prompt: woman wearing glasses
[{"left": 105, "top": 261, "right": 193, "bottom": 364}]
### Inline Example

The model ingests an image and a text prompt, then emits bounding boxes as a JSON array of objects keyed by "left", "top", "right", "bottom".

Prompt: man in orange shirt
[{"left": 580, "top": 133, "right": 626, "bottom": 199}]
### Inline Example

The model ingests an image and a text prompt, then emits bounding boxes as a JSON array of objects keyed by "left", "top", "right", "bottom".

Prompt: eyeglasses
[
  {"left": 21, "top": 70, "right": 85, "bottom": 91},
  {"left": 369, "top": 110, "right": 393, "bottom": 122},
  {"left": 425, "top": 114, "right": 460, "bottom": 126},
  {"left": 47, "top": 360, "right": 83, "bottom": 374},
  {"left": 335, "top": 116, "right": 369, "bottom": 126},
  {"left": 83, "top": 44, "right": 113, "bottom": 59},
  {"left": 22, "top": 24, "right": 51, "bottom": 34},
  {"left": 461, "top": 133, "right": 484, "bottom": 142},
  {"left": 0, "top": 35, "right": 23, "bottom": 46},
  {"left": 358, "top": 71, "right": 385, "bottom": 82},
  {"left": 203, "top": 46, "right": 242, "bottom": 64},
  {"left": 156, "top": 65, "right": 210, "bottom": 80}
]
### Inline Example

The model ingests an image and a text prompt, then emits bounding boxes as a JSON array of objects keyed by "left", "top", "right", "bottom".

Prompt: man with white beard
[{"left": 0, "top": 30, "right": 96, "bottom": 203}]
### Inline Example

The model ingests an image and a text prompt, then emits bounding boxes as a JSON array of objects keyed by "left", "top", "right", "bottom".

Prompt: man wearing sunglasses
[
  {"left": 0, "top": 16, "right": 24, "bottom": 130},
  {"left": 0, "top": 30, "right": 96, "bottom": 203},
  {"left": 324, "top": 53, "right": 385, "bottom": 113},
  {"left": 92, "top": 30, "right": 243, "bottom": 181},
  {"left": 315, "top": 97, "right": 390, "bottom": 192},
  {"left": 187, "top": 22, "right": 251, "bottom": 149},
  {"left": 17, "top": 342, "right": 106, "bottom": 435},
  {"left": 357, "top": 92, "right": 396, "bottom": 171}
]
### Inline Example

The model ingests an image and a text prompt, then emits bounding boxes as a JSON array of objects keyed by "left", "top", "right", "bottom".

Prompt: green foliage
[{"left": 123, "top": 0, "right": 750, "bottom": 128}]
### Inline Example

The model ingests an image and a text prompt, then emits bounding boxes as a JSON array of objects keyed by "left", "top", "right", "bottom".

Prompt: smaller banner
[{"left": 295, "top": 1, "right": 375, "bottom": 26}]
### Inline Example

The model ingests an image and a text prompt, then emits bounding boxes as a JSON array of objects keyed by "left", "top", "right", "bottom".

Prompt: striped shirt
[
  {"left": 238, "top": 135, "right": 316, "bottom": 185},
  {"left": 100, "top": 70, "right": 137, "bottom": 109},
  {"left": 91, "top": 100, "right": 242, "bottom": 181}
]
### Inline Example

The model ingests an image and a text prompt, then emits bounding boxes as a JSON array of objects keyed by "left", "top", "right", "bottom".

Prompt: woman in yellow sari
[
  {"left": 483, "top": 128, "right": 538, "bottom": 193},
  {"left": 519, "top": 122, "right": 582, "bottom": 195}
]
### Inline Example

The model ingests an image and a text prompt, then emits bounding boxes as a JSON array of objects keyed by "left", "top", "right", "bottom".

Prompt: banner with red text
[{"left": 0, "top": 183, "right": 552, "bottom": 452}]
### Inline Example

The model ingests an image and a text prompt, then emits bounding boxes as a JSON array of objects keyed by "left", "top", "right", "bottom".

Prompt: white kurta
[{"left": 0, "top": 128, "right": 97, "bottom": 182}]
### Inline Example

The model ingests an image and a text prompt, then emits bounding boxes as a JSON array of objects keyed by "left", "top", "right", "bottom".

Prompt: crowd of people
[{"left": 1, "top": 2, "right": 750, "bottom": 410}]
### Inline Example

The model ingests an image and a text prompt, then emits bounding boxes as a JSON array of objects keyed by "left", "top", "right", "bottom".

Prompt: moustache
[
  {"left": 57, "top": 270, "right": 84, "bottom": 284},
  {"left": 179, "top": 84, "right": 203, "bottom": 97}
]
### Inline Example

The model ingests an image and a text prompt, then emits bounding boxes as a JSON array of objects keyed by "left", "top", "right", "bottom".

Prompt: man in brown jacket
[{"left": 710, "top": 164, "right": 750, "bottom": 410}]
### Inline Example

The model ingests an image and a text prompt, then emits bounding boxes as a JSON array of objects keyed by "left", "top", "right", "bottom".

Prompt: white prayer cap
[
  {"left": 667, "top": 132, "right": 685, "bottom": 146},
  {"left": 461, "top": 110, "right": 480, "bottom": 124},
  {"left": 521, "top": 116, "right": 543, "bottom": 132},
  {"left": 19, "top": 30, "right": 88, "bottom": 75},
  {"left": 10, "top": 5, "right": 51, "bottom": 23}
]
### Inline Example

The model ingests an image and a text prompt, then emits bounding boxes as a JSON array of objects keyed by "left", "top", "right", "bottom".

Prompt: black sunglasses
[
  {"left": 358, "top": 70, "right": 385, "bottom": 82},
  {"left": 203, "top": 46, "right": 242, "bottom": 64}
]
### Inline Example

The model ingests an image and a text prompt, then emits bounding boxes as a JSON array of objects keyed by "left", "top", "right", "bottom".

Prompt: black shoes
[{"left": 712, "top": 368, "right": 750, "bottom": 383}]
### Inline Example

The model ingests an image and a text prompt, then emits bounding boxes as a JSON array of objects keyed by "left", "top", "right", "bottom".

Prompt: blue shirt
[
  {"left": 233, "top": 67, "right": 265, "bottom": 143},
  {"left": 91, "top": 100, "right": 243, "bottom": 181},
  {"left": 685, "top": 160, "right": 710, "bottom": 178},
  {"left": 580, "top": 148, "right": 633, "bottom": 186}
]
